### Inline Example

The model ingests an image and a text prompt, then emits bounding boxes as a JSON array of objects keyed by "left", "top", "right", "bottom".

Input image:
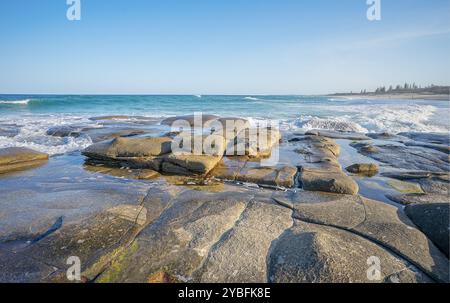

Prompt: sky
[{"left": 0, "top": 0, "right": 449, "bottom": 95}]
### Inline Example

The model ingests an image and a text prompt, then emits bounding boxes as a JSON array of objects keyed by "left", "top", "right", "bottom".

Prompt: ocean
[{"left": 1, "top": 94, "right": 449, "bottom": 156}]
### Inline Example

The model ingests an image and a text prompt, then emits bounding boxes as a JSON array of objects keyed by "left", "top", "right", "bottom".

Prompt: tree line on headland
[{"left": 332, "top": 84, "right": 449, "bottom": 96}]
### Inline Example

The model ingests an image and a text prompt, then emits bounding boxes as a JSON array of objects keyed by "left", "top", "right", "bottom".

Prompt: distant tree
[
  {"left": 396, "top": 85, "right": 402, "bottom": 91},
  {"left": 388, "top": 85, "right": 393, "bottom": 92}
]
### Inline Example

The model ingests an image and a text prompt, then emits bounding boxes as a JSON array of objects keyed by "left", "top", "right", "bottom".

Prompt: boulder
[
  {"left": 405, "top": 203, "right": 449, "bottom": 257},
  {"left": 351, "top": 142, "right": 380, "bottom": 154},
  {"left": 83, "top": 137, "right": 172, "bottom": 159},
  {"left": 0, "top": 147, "right": 49, "bottom": 174},
  {"left": 346, "top": 163, "right": 379, "bottom": 175},
  {"left": 299, "top": 169, "right": 359, "bottom": 195}
]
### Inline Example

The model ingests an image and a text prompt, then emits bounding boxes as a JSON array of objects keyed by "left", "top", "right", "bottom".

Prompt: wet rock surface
[
  {"left": 1, "top": 119, "right": 449, "bottom": 283},
  {"left": 0, "top": 147, "right": 49, "bottom": 174},
  {"left": 352, "top": 143, "right": 449, "bottom": 172},
  {"left": 398, "top": 132, "right": 450, "bottom": 145}
]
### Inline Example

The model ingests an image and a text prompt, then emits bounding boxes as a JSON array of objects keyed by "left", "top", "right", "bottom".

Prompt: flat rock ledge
[
  {"left": 0, "top": 147, "right": 49, "bottom": 174},
  {"left": 3, "top": 184, "right": 447, "bottom": 283}
]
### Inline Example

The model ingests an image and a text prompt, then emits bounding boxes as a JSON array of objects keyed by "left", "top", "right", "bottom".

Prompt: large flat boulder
[
  {"left": 95, "top": 137, "right": 172, "bottom": 157},
  {"left": 0, "top": 147, "right": 49, "bottom": 174},
  {"left": 82, "top": 137, "right": 173, "bottom": 170}
]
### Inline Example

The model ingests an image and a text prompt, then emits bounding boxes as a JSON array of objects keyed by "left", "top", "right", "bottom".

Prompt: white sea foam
[
  {"left": 0, "top": 99, "right": 31, "bottom": 105},
  {"left": 280, "top": 103, "right": 447, "bottom": 134},
  {"left": 295, "top": 116, "right": 368, "bottom": 133},
  {"left": 0, "top": 114, "right": 96, "bottom": 156},
  {"left": 324, "top": 104, "right": 445, "bottom": 133},
  {"left": 244, "top": 97, "right": 260, "bottom": 101}
]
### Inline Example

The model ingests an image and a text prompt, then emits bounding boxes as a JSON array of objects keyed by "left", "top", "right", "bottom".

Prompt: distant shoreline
[{"left": 327, "top": 93, "right": 450, "bottom": 101}]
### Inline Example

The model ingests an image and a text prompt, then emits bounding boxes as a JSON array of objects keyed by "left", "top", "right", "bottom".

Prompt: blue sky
[{"left": 0, "top": 0, "right": 449, "bottom": 94}]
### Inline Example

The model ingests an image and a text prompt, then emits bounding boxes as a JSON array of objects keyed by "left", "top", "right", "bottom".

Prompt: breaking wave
[
  {"left": 0, "top": 99, "right": 31, "bottom": 105},
  {"left": 295, "top": 116, "right": 368, "bottom": 133},
  {"left": 284, "top": 104, "right": 447, "bottom": 134}
]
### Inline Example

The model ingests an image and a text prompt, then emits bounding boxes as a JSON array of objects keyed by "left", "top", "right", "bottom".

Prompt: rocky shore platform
[{"left": 0, "top": 115, "right": 449, "bottom": 283}]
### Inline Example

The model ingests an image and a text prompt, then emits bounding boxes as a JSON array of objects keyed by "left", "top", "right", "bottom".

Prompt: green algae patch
[
  {"left": 83, "top": 240, "right": 140, "bottom": 283},
  {"left": 387, "top": 179, "right": 424, "bottom": 194}
]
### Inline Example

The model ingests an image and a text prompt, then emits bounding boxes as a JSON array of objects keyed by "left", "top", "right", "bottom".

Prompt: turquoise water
[{"left": 1, "top": 94, "right": 449, "bottom": 155}]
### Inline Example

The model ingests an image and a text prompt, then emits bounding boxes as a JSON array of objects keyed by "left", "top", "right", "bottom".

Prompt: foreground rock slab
[
  {"left": 0, "top": 147, "right": 49, "bottom": 174},
  {"left": 405, "top": 203, "right": 449, "bottom": 258},
  {"left": 273, "top": 191, "right": 450, "bottom": 283},
  {"left": 352, "top": 143, "right": 449, "bottom": 172}
]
